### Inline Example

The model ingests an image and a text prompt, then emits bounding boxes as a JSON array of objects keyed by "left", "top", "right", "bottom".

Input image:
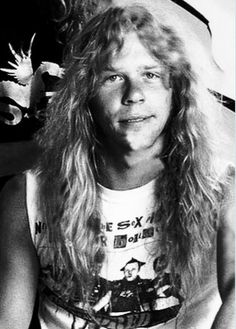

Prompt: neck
[{"left": 96, "top": 143, "right": 164, "bottom": 190}]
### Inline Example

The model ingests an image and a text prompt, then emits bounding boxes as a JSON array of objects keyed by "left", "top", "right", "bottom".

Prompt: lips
[{"left": 119, "top": 115, "right": 153, "bottom": 123}]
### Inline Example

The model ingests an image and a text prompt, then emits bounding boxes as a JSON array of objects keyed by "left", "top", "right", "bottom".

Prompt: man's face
[
  {"left": 90, "top": 32, "right": 172, "bottom": 153},
  {"left": 124, "top": 262, "right": 139, "bottom": 281}
]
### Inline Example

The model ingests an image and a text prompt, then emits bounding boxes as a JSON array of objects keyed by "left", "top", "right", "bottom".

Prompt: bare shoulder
[
  {"left": 0, "top": 172, "right": 36, "bottom": 257},
  {"left": 217, "top": 165, "right": 235, "bottom": 299},
  {"left": 0, "top": 173, "right": 39, "bottom": 328},
  {"left": 0, "top": 173, "right": 29, "bottom": 236},
  {"left": 219, "top": 164, "right": 235, "bottom": 231}
]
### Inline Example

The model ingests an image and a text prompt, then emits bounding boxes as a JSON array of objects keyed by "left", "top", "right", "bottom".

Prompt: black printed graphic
[
  {"left": 113, "top": 227, "right": 155, "bottom": 249},
  {"left": 91, "top": 257, "right": 182, "bottom": 315},
  {"left": 35, "top": 220, "right": 47, "bottom": 235},
  {"left": 41, "top": 255, "right": 183, "bottom": 328},
  {"left": 38, "top": 210, "right": 183, "bottom": 328}
]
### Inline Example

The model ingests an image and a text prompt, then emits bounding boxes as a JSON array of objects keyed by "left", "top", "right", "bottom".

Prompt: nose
[{"left": 122, "top": 80, "right": 145, "bottom": 105}]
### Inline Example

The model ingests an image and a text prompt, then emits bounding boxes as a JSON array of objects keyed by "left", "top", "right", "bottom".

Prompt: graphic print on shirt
[
  {"left": 90, "top": 256, "right": 183, "bottom": 315},
  {"left": 32, "top": 179, "right": 183, "bottom": 328},
  {"left": 37, "top": 210, "right": 183, "bottom": 329},
  {"left": 87, "top": 209, "right": 183, "bottom": 317}
]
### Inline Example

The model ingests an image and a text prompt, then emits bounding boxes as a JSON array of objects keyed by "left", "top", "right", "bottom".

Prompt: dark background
[
  {"left": 0, "top": 0, "right": 63, "bottom": 142},
  {"left": 0, "top": 0, "right": 63, "bottom": 68}
]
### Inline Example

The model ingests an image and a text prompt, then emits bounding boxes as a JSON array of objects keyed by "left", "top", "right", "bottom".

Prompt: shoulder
[
  {"left": 0, "top": 174, "right": 27, "bottom": 240},
  {"left": 0, "top": 172, "right": 36, "bottom": 237},
  {"left": 0, "top": 173, "right": 39, "bottom": 328},
  {"left": 0, "top": 173, "right": 26, "bottom": 217},
  {"left": 219, "top": 164, "right": 235, "bottom": 230},
  {"left": 216, "top": 164, "right": 235, "bottom": 300}
]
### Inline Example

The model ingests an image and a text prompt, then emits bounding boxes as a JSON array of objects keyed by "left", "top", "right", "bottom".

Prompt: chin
[{"left": 126, "top": 138, "right": 156, "bottom": 152}]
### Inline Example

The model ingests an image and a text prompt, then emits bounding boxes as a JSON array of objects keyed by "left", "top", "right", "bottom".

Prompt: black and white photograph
[{"left": 0, "top": 1, "right": 234, "bottom": 329}]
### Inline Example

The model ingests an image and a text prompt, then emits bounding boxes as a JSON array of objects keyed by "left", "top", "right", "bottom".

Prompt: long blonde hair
[{"left": 35, "top": 5, "right": 224, "bottom": 304}]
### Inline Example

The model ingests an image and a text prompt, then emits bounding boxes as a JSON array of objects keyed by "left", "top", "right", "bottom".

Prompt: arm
[
  {"left": 0, "top": 174, "right": 39, "bottom": 329},
  {"left": 211, "top": 170, "right": 235, "bottom": 329}
]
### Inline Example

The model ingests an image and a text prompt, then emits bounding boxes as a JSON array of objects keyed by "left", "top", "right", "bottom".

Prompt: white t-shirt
[{"left": 26, "top": 172, "right": 182, "bottom": 329}]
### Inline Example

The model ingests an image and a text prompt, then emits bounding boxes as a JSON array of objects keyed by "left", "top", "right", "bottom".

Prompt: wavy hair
[
  {"left": 49, "top": 0, "right": 110, "bottom": 44},
  {"left": 35, "top": 5, "right": 224, "bottom": 304}
]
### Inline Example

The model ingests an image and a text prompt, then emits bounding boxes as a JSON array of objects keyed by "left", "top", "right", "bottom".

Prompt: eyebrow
[
  {"left": 142, "top": 65, "right": 162, "bottom": 71},
  {"left": 101, "top": 65, "right": 116, "bottom": 72},
  {"left": 101, "top": 64, "right": 162, "bottom": 72}
]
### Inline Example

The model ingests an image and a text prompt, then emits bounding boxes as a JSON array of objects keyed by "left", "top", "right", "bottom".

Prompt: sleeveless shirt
[
  {"left": 26, "top": 171, "right": 183, "bottom": 329},
  {"left": 24, "top": 166, "right": 230, "bottom": 328}
]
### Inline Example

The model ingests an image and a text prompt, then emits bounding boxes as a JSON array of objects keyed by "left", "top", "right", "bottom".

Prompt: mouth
[{"left": 119, "top": 115, "right": 153, "bottom": 124}]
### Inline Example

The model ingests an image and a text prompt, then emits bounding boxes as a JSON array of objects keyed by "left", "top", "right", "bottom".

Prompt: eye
[
  {"left": 145, "top": 72, "right": 160, "bottom": 79},
  {"left": 106, "top": 74, "right": 123, "bottom": 83}
]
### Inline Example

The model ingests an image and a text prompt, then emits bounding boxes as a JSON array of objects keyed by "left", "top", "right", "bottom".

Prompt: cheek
[
  {"left": 160, "top": 89, "right": 172, "bottom": 114},
  {"left": 90, "top": 89, "right": 121, "bottom": 120},
  {"left": 90, "top": 92, "right": 107, "bottom": 120},
  {"left": 89, "top": 95, "right": 115, "bottom": 134},
  {"left": 151, "top": 90, "right": 172, "bottom": 129},
  {"left": 91, "top": 92, "right": 106, "bottom": 112},
  {"left": 147, "top": 84, "right": 171, "bottom": 103}
]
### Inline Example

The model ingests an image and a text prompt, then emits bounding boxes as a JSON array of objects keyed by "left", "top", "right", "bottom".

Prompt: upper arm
[
  {"left": 217, "top": 167, "right": 235, "bottom": 301},
  {"left": 0, "top": 174, "right": 39, "bottom": 329}
]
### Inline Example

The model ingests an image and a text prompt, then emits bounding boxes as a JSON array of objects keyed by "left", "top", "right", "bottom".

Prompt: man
[
  {"left": 0, "top": 5, "right": 234, "bottom": 329},
  {"left": 94, "top": 258, "right": 158, "bottom": 314}
]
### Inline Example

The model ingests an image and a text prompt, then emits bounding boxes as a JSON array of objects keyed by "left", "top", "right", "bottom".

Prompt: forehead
[
  {"left": 125, "top": 262, "right": 139, "bottom": 270},
  {"left": 107, "top": 32, "right": 162, "bottom": 70}
]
